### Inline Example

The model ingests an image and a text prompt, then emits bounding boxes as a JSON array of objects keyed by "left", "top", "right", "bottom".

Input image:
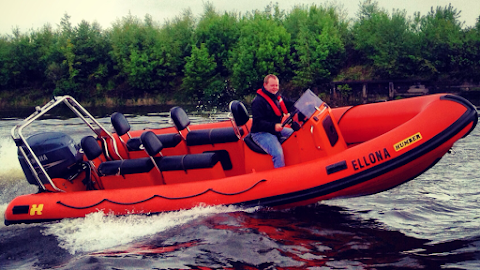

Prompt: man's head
[{"left": 263, "top": 74, "right": 279, "bottom": 95}]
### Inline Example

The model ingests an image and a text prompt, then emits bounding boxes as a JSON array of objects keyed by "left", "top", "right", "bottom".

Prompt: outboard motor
[{"left": 18, "top": 132, "right": 84, "bottom": 186}]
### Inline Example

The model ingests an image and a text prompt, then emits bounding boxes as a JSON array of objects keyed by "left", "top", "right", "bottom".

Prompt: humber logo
[{"left": 394, "top": 132, "right": 422, "bottom": 151}]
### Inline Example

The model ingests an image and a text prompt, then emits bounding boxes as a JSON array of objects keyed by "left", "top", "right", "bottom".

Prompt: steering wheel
[
  {"left": 282, "top": 109, "right": 305, "bottom": 131},
  {"left": 281, "top": 112, "right": 294, "bottom": 127}
]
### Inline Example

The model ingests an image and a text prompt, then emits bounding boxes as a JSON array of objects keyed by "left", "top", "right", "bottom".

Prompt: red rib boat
[{"left": 4, "top": 91, "right": 477, "bottom": 225}]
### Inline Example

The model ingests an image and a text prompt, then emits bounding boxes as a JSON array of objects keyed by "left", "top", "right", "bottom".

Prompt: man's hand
[
  {"left": 281, "top": 113, "right": 290, "bottom": 123},
  {"left": 275, "top": 123, "right": 283, "bottom": 132}
]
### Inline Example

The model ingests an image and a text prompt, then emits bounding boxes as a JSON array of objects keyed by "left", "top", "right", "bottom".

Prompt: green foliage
[
  {"left": 157, "top": 10, "right": 195, "bottom": 91},
  {"left": 0, "top": 36, "right": 12, "bottom": 87},
  {"left": 182, "top": 43, "right": 225, "bottom": 103},
  {"left": 285, "top": 4, "right": 346, "bottom": 89},
  {"left": 337, "top": 84, "right": 352, "bottom": 96},
  {"left": 8, "top": 28, "right": 38, "bottom": 88},
  {"left": 418, "top": 4, "right": 465, "bottom": 81},
  {"left": 457, "top": 21, "right": 480, "bottom": 82},
  {"left": 110, "top": 14, "right": 161, "bottom": 92},
  {"left": 352, "top": 0, "right": 421, "bottom": 79},
  {"left": 109, "top": 11, "right": 195, "bottom": 96},
  {"left": 196, "top": 3, "right": 240, "bottom": 78},
  {"left": 229, "top": 10, "right": 291, "bottom": 97},
  {"left": 72, "top": 21, "right": 112, "bottom": 90},
  {"left": 30, "top": 25, "right": 61, "bottom": 90},
  {"left": 0, "top": 2, "right": 479, "bottom": 105}
]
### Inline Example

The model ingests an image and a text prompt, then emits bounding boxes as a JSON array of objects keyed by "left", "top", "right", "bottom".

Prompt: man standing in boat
[{"left": 251, "top": 74, "right": 294, "bottom": 168}]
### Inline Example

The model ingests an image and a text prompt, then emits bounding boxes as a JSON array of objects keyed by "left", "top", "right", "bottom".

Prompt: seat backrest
[
  {"left": 170, "top": 106, "right": 190, "bottom": 131},
  {"left": 111, "top": 112, "right": 131, "bottom": 136},
  {"left": 229, "top": 100, "right": 249, "bottom": 126},
  {"left": 81, "top": 136, "right": 103, "bottom": 160},
  {"left": 140, "top": 131, "right": 164, "bottom": 157}
]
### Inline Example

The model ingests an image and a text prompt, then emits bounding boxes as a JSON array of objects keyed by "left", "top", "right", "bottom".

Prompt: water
[{"left": 1, "top": 109, "right": 480, "bottom": 269}]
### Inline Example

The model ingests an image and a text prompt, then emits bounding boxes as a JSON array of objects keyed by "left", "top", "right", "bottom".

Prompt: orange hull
[{"left": 5, "top": 94, "right": 477, "bottom": 224}]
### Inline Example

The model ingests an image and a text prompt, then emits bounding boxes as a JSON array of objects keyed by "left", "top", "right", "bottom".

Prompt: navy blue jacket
[{"left": 251, "top": 87, "right": 294, "bottom": 135}]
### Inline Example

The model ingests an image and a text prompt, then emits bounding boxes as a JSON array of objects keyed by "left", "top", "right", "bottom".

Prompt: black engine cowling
[{"left": 18, "top": 132, "right": 84, "bottom": 185}]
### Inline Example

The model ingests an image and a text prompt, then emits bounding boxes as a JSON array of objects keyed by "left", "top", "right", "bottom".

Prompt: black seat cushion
[
  {"left": 125, "top": 138, "right": 143, "bottom": 151},
  {"left": 141, "top": 131, "right": 163, "bottom": 157},
  {"left": 126, "top": 133, "right": 182, "bottom": 151},
  {"left": 229, "top": 100, "right": 250, "bottom": 126},
  {"left": 243, "top": 133, "right": 268, "bottom": 154},
  {"left": 155, "top": 153, "right": 219, "bottom": 171},
  {"left": 111, "top": 112, "right": 131, "bottom": 136},
  {"left": 170, "top": 106, "right": 190, "bottom": 131},
  {"left": 156, "top": 133, "right": 182, "bottom": 148},
  {"left": 186, "top": 127, "right": 242, "bottom": 146},
  {"left": 203, "top": 150, "right": 233, "bottom": 170},
  {"left": 81, "top": 136, "right": 103, "bottom": 160},
  {"left": 97, "top": 158, "right": 154, "bottom": 176}
]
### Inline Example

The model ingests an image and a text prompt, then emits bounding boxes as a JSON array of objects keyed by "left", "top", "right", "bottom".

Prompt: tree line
[{"left": 1, "top": 0, "right": 479, "bottom": 106}]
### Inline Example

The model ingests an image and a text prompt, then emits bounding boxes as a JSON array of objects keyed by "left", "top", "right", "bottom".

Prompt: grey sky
[{"left": 1, "top": 0, "right": 478, "bottom": 34}]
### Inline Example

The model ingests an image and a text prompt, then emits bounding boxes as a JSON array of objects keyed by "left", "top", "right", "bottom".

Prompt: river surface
[{"left": 0, "top": 104, "right": 480, "bottom": 269}]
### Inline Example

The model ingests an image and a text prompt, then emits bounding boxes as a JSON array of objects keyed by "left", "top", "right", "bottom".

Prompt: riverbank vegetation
[{"left": 1, "top": 0, "right": 479, "bottom": 108}]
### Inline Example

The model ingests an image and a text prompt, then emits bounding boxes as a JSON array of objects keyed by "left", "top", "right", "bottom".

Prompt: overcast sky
[{"left": 1, "top": 0, "right": 479, "bottom": 34}]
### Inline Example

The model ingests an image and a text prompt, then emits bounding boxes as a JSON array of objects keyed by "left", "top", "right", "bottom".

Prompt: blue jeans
[{"left": 251, "top": 127, "right": 294, "bottom": 168}]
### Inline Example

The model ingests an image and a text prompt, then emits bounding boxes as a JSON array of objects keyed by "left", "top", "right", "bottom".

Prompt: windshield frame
[{"left": 293, "top": 89, "right": 325, "bottom": 120}]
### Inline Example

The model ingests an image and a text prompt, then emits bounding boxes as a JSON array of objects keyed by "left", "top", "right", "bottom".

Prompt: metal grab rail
[{"left": 11, "top": 96, "right": 122, "bottom": 192}]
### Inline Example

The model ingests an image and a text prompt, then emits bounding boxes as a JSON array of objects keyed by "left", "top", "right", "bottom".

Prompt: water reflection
[{"left": 71, "top": 205, "right": 480, "bottom": 269}]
